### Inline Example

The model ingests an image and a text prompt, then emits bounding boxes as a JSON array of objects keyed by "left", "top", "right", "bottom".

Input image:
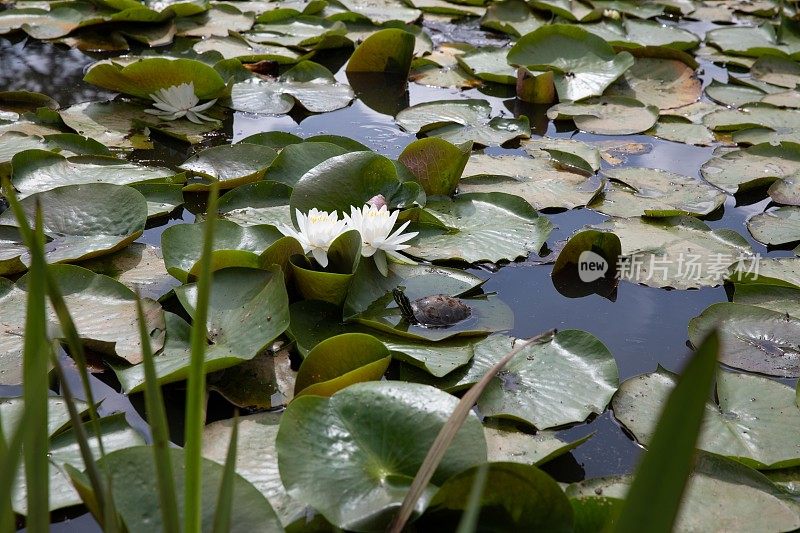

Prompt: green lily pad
[
  {"left": 689, "top": 302, "right": 800, "bottom": 377},
  {"left": 77, "top": 242, "right": 179, "bottom": 300},
  {"left": 647, "top": 117, "right": 715, "bottom": 146},
  {"left": 228, "top": 61, "right": 354, "bottom": 114},
  {"left": 567, "top": 452, "right": 800, "bottom": 531},
  {"left": 84, "top": 57, "right": 225, "bottom": 99},
  {"left": 248, "top": 13, "right": 349, "bottom": 49},
  {"left": 521, "top": 137, "right": 602, "bottom": 173},
  {"left": 346, "top": 27, "right": 415, "bottom": 76},
  {"left": 263, "top": 141, "right": 351, "bottom": 186},
  {"left": 177, "top": 3, "right": 254, "bottom": 37},
  {"left": 552, "top": 228, "right": 622, "bottom": 286},
  {"left": 0, "top": 183, "right": 147, "bottom": 268},
  {"left": 404, "top": 192, "right": 553, "bottom": 263},
  {"left": 0, "top": 264, "right": 165, "bottom": 385},
  {"left": 706, "top": 24, "right": 800, "bottom": 59},
  {"left": 705, "top": 80, "right": 766, "bottom": 108},
  {"left": 484, "top": 425, "right": 591, "bottom": 466},
  {"left": 95, "top": 446, "right": 283, "bottom": 532},
  {"left": 114, "top": 266, "right": 289, "bottom": 392},
  {"left": 5, "top": 407, "right": 145, "bottom": 515},
  {"left": 193, "top": 33, "right": 305, "bottom": 62},
  {"left": 751, "top": 55, "right": 800, "bottom": 88},
  {"left": 202, "top": 412, "right": 307, "bottom": 527},
  {"left": 529, "top": 0, "right": 600, "bottom": 22},
  {"left": 404, "top": 331, "right": 618, "bottom": 429},
  {"left": 703, "top": 106, "right": 800, "bottom": 144},
  {"left": 289, "top": 229, "right": 361, "bottom": 305},
  {"left": 11, "top": 149, "right": 179, "bottom": 198},
  {"left": 590, "top": 167, "right": 726, "bottom": 218},
  {"left": 456, "top": 47, "right": 518, "bottom": 85},
  {"left": 294, "top": 332, "right": 391, "bottom": 397},
  {"left": 161, "top": 219, "right": 283, "bottom": 282},
  {"left": 131, "top": 182, "right": 184, "bottom": 219},
  {"left": 276, "top": 381, "right": 487, "bottom": 531},
  {"left": 733, "top": 283, "right": 800, "bottom": 320},
  {"left": 769, "top": 175, "right": 800, "bottom": 205},
  {"left": 613, "top": 367, "right": 800, "bottom": 468},
  {"left": 417, "top": 462, "right": 574, "bottom": 531},
  {"left": 398, "top": 137, "right": 471, "bottom": 196},
  {"left": 217, "top": 181, "right": 292, "bottom": 228},
  {"left": 593, "top": 216, "right": 752, "bottom": 289},
  {"left": 289, "top": 299, "right": 478, "bottom": 377},
  {"left": 583, "top": 19, "right": 700, "bottom": 50},
  {"left": 396, "top": 99, "right": 531, "bottom": 147},
  {"left": 179, "top": 143, "right": 277, "bottom": 190},
  {"left": 459, "top": 154, "right": 603, "bottom": 210},
  {"left": 728, "top": 257, "right": 800, "bottom": 289},
  {"left": 748, "top": 206, "right": 800, "bottom": 246},
  {"left": 479, "top": 0, "right": 545, "bottom": 37},
  {"left": 547, "top": 96, "right": 659, "bottom": 135},
  {"left": 700, "top": 142, "right": 800, "bottom": 194},
  {"left": 208, "top": 344, "right": 294, "bottom": 409},
  {"left": 507, "top": 24, "right": 634, "bottom": 101},
  {"left": 605, "top": 56, "right": 701, "bottom": 110},
  {"left": 289, "top": 151, "right": 422, "bottom": 217}
]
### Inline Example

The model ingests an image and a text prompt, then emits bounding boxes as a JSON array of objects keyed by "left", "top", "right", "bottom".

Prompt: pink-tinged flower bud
[{"left": 367, "top": 194, "right": 387, "bottom": 209}]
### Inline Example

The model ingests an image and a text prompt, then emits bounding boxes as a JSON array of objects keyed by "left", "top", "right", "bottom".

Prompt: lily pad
[
  {"left": 479, "top": 0, "right": 545, "bottom": 37},
  {"left": 176, "top": 3, "right": 254, "bottom": 37},
  {"left": 593, "top": 216, "right": 752, "bottom": 289},
  {"left": 748, "top": 206, "right": 800, "bottom": 246},
  {"left": 193, "top": 33, "right": 305, "bottom": 62},
  {"left": 417, "top": 462, "right": 575, "bottom": 531},
  {"left": 294, "top": 333, "right": 391, "bottom": 397},
  {"left": 95, "top": 446, "right": 283, "bottom": 532},
  {"left": 484, "top": 425, "right": 591, "bottom": 465},
  {"left": 647, "top": 118, "right": 715, "bottom": 146},
  {"left": 583, "top": 19, "right": 700, "bottom": 50},
  {"left": 613, "top": 367, "right": 800, "bottom": 468},
  {"left": 84, "top": 57, "right": 226, "bottom": 99},
  {"left": 11, "top": 149, "right": 179, "bottom": 198},
  {"left": 567, "top": 452, "right": 800, "bottom": 531},
  {"left": 346, "top": 27, "right": 415, "bottom": 76},
  {"left": 179, "top": 143, "right": 277, "bottom": 190},
  {"left": 202, "top": 412, "right": 307, "bottom": 527},
  {"left": 77, "top": 243, "right": 179, "bottom": 300},
  {"left": 706, "top": 24, "right": 800, "bottom": 59},
  {"left": 769, "top": 175, "right": 800, "bottom": 205},
  {"left": 507, "top": 24, "right": 634, "bottom": 101},
  {"left": 276, "top": 381, "right": 487, "bottom": 531},
  {"left": 728, "top": 257, "right": 800, "bottom": 288},
  {"left": 521, "top": 137, "right": 602, "bottom": 173},
  {"left": 404, "top": 192, "right": 554, "bottom": 263},
  {"left": 751, "top": 55, "right": 800, "bottom": 88},
  {"left": 1, "top": 264, "right": 165, "bottom": 385},
  {"left": 605, "top": 56, "right": 701, "bottom": 110},
  {"left": 131, "top": 182, "right": 185, "bottom": 219},
  {"left": 208, "top": 344, "right": 294, "bottom": 409},
  {"left": 700, "top": 142, "right": 800, "bottom": 194},
  {"left": 458, "top": 154, "right": 603, "bottom": 210},
  {"left": 114, "top": 266, "right": 289, "bottom": 392},
  {"left": 396, "top": 99, "right": 531, "bottom": 146},
  {"left": 688, "top": 302, "right": 800, "bottom": 378},
  {"left": 405, "top": 331, "right": 618, "bottom": 429},
  {"left": 590, "top": 167, "right": 726, "bottom": 218},
  {"left": 217, "top": 181, "right": 293, "bottom": 228},
  {"left": 161, "top": 219, "right": 283, "bottom": 282},
  {"left": 0, "top": 183, "right": 147, "bottom": 268},
  {"left": 733, "top": 283, "right": 800, "bottom": 320},
  {"left": 546, "top": 96, "right": 659, "bottom": 135},
  {"left": 456, "top": 47, "right": 518, "bottom": 85},
  {"left": 398, "top": 137, "right": 471, "bottom": 196},
  {"left": 263, "top": 141, "right": 351, "bottom": 186},
  {"left": 703, "top": 106, "right": 800, "bottom": 144}
]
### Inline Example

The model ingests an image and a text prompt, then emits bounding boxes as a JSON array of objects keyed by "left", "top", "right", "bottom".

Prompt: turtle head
[{"left": 392, "top": 288, "right": 418, "bottom": 324}]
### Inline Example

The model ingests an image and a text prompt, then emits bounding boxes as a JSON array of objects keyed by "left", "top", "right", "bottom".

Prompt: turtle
[{"left": 392, "top": 288, "right": 472, "bottom": 328}]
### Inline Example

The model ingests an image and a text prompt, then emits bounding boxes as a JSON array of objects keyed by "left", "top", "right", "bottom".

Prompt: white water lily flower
[
  {"left": 344, "top": 204, "right": 418, "bottom": 276},
  {"left": 279, "top": 208, "right": 348, "bottom": 268},
  {"left": 145, "top": 82, "right": 217, "bottom": 124}
]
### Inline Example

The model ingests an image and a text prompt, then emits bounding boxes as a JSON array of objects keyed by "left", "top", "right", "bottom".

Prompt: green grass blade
[
  {"left": 388, "top": 329, "right": 557, "bottom": 533},
  {"left": 0, "top": 411, "right": 25, "bottom": 533},
  {"left": 212, "top": 411, "right": 239, "bottom": 533},
  {"left": 455, "top": 462, "right": 489, "bottom": 533},
  {"left": 184, "top": 183, "right": 220, "bottom": 532},
  {"left": 610, "top": 331, "right": 720, "bottom": 533},
  {"left": 22, "top": 202, "right": 50, "bottom": 532},
  {"left": 135, "top": 294, "right": 180, "bottom": 532}
]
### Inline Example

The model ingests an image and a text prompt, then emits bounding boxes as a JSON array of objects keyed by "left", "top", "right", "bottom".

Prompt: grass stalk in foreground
[
  {"left": 388, "top": 329, "right": 557, "bottom": 533},
  {"left": 0, "top": 411, "right": 25, "bottom": 533},
  {"left": 184, "top": 183, "right": 220, "bottom": 532},
  {"left": 212, "top": 411, "right": 239, "bottom": 533},
  {"left": 135, "top": 294, "right": 180, "bottom": 532},
  {"left": 610, "top": 331, "right": 719, "bottom": 533}
]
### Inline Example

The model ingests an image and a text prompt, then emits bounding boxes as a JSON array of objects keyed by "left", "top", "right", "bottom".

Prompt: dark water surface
[{"left": 1, "top": 19, "right": 798, "bottom": 530}]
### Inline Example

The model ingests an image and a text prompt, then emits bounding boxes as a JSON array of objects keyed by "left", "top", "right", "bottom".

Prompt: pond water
[{"left": 1, "top": 10, "right": 799, "bottom": 531}]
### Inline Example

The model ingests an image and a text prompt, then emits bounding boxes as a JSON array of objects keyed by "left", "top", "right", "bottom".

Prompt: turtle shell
[{"left": 410, "top": 294, "right": 471, "bottom": 327}]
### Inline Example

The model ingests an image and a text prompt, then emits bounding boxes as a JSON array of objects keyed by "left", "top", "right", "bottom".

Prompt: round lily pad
[
  {"left": 180, "top": 143, "right": 278, "bottom": 190},
  {"left": 689, "top": 302, "right": 800, "bottom": 378},
  {"left": 547, "top": 96, "right": 659, "bottom": 135},
  {"left": 605, "top": 56, "right": 701, "bottom": 110},
  {"left": 218, "top": 181, "right": 292, "bottom": 228},
  {"left": 748, "top": 206, "right": 800, "bottom": 246},
  {"left": 613, "top": 367, "right": 800, "bottom": 468},
  {"left": 276, "top": 381, "right": 487, "bottom": 531},
  {"left": 345, "top": 27, "right": 415, "bottom": 76},
  {"left": 700, "top": 142, "right": 800, "bottom": 194}
]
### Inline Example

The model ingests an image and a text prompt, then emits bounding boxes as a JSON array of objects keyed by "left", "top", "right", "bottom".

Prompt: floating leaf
[
  {"left": 484, "top": 425, "right": 590, "bottom": 465},
  {"left": 459, "top": 154, "right": 603, "bottom": 210},
  {"left": 706, "top": 24, "right": 800, "bottom": 59},
  {"left": 700, "top": 142, "right": 800, "bottom": 194},
  {"left": 398, "top": 137, "right": 471, "bottom": 196},
  {"left": 593, "top": 216, "right": 752, "bottom": 289},
  {"left": 605, "top": 56, "right": 701, "bottom": 110},
  {"left": 263, "top": 141, "right": 351, "bottom": 186},
  {"left": 583, "top": 19, "right": 700, "bottom": 50},
  {"left": 208, "top": 345, "right": 294, "bottom": 409},
  {"left": 748, "top": 206, "right": 800, "bottom": 246},
  {"left": 479, "top": 0, "right": 545, "bottom": 37},
  {"left": 176, "top": 4, "right": 254, "bottom": 37},
  {"left": 547, "top": 96, "right": 659, "bottom": 135},
  {"left": 405, "top": 192, "right": 553, "bottom": 263},
  {"left": 689, "top": 302, "right": 800, "bottom": 378},
  {"left": 405, "top": 331, "right": 618, "bottom": 429},
  {"left": 614, "top": 367, "right": 800, "bottom": 468},
  {"left": 703, "top": 106, "right": 800, "bottom": 144},
  {"left": 396, "top": 99, "right": 530, "bottom": 146},
  {"left": 647, "top": 118, "right": 715, "bottom": 146},
  {"left": 217, "top": 181, "right": 292, "bottom": 228},
  {"left": 179, "top": 143, "right": 277, "bottom": 190},
  {"left": 521, "top": 137, "right": 602, "bottom": 173},
  {"left": 276, "top": 381, "right": 487, "bottom": 531},
  {"left": 751, "top": 55, "right": 800, "bottom": 89},
  {"left": 193, "top": 33, "right": 305, "bottom": 62},
  {"left": 456, "top": 47, "right": 518, "bottom": 85},
  {"left": 77, "top": 243, "right": 179, "bottom": 300},
  {"left": 591, "top": 167, "right": 726, "bottom": 218},
  {"left": 346, "top": 27, "right": 415, "bottom": 76},
  {"left": 507, "top": 24, "right": 634, "bottom": 101}
]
